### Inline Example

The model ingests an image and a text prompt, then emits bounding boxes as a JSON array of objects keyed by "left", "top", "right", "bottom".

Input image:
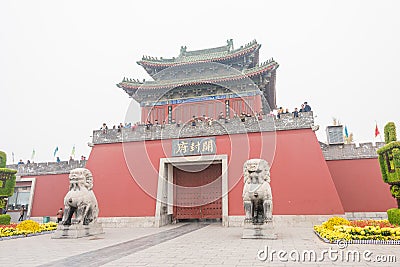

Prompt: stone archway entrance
[{"left": 155, "top": 155, "right": 228, "bottom": 227}]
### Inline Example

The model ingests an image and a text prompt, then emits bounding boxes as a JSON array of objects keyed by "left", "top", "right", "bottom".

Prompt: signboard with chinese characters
[{"left": 172, "top": 137, "right": 216, "bottom": 157}]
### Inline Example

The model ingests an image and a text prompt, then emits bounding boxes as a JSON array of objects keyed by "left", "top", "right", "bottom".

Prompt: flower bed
[
  {"left": 314, "top": 217, "right": 400, "bottom": 245},
  {"left": 0, "top": 220, "right": 58, "bottom": 241}
]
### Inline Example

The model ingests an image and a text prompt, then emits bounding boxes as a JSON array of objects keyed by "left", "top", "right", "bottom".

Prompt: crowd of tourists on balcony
[
  {"left": 276, "top": 101, "right": 312, "bottom": 119},
  {"left": 100, "top": 101, "right": 312, "bottom": 133},
  {"left": 100, "top": 122, "right": 133, "bottom": 134},
  {"left": 16, "top": 155, "right": 87, "bottom": 165}
]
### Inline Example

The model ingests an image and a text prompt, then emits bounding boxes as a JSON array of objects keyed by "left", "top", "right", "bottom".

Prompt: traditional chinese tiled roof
[
  {"left": 117, "top": 60, "right": 278, "bottom": 93},
  {"left": 137, "top": 40, "right": 260, "bottom": 68}
]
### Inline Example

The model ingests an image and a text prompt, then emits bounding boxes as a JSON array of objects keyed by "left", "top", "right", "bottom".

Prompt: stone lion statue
[
  {"left": 62, "top": 168, "right": 99, "bottom": 225},
  {"left": 242, "top": 159, "right": 273, "bottom": 224}
]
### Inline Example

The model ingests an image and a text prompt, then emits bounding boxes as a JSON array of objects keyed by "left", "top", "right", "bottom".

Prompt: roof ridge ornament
[
  {"left": 227, "top": 39, "right": 234, "bottom": 51},
  {"left": 179, "top": 46, "right": 187, "bottom": 57}
]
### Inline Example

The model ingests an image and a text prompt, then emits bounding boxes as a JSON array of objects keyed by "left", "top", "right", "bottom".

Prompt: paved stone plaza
[{"left": 1, "top": 222, "right": 399, "bottom": 266}]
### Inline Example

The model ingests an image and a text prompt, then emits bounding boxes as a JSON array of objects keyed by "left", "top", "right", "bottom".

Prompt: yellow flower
[{"left": 17, "top": 220, "right": 40, "bottom": 233}]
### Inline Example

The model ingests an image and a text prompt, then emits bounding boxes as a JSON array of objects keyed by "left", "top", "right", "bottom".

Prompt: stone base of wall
[
  {"left": 29, "top": 216, "right": 156, "bottom": 227},
  {"left": 345, "top": 212, "right": 388, "bottom": 221},
  {"left": 29, "top": 213, "right": 389, "bottom": 228},
  {"left": 227, "top": 215, "right": 343, "bottom": 227},
  {"left": 229, "top": 213, "right": 389, "bottom": 227},
  {"left": 98, "top": 216, "right": 341, "bottom": 228}
]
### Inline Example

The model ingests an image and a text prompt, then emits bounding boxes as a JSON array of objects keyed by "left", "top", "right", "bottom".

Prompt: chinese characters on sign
[{"left": 172, "top": 137, "right": 216, "bottom": 156}]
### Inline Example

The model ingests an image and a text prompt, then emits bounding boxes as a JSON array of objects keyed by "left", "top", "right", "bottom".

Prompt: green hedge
[
  {"left": 377, "top": 142, "right": 400, "bottom": 184},
  {"left": 0, "top": 168, "right": 17, "bottom": 177},
  {"left": 390, "top": 185, "right": 400, "bottom": 198},
  {"left": 384, "top": 122, "right": 397, "bottom": 144},
  {"left": 0, "top": 214, "right": 11, "bottom": 225},
  {"left": 0, "top": 198, "right": 5, "bottom": 209},
  {"left": 387, "top": 208, "right": 400, "bottom": 225},
  {"left": 0, "top": 151, "right": 6, "bottom": 168},
  {"left": 0, "top": 172, "right": 16, "bottom": 197},
  {"left": 378, "top": 154, "right": 388, "bottom": 183},
  {"left": 377, "top": 141, "right": 400, "bottom": 154},
  {"left": 394, "top": 148, "right": 400, "bottom": 169}
]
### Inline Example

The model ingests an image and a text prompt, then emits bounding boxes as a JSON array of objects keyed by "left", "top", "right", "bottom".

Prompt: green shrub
[
  {"left": 377, "top": 141, "right": 400, "bottom": 154},
  {"left": 0, "top": 214, "right": 11, "bottom": 225},
  {"left": 377, "top": 142, "right": 400, "bottom": 184},
  {"left": 384, "top": 122, "right": 397, "bottom": 144},
  {"left": 394, "top": 148, "right": 400, "bottom": 169},
  {"left": 0, "top": 198, "right": 5, "bottom": 209},
  {"left": 378, "top": 154, "right": 388, "bottom": 183},
  {"left": 0, "top": 171, "right": 16, "bottom": 197},
  {"left": 387, "top": 208, "right": 400, "bottom": 225},
  {"left": 390, "top": 185, "right": 400, "bottom": 198},
  {"left": 0, "top": 151, "right": 6, "bottom": 168}
]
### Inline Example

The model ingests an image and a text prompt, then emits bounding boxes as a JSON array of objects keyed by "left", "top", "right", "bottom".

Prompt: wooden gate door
[{"left": 173, "top": 164, "right": 222, "bottom": 220}]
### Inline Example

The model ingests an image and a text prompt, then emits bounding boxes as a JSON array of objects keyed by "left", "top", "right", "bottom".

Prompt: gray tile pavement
[{"left": 0, "top": 222, "right": 399, "bottom": 266}]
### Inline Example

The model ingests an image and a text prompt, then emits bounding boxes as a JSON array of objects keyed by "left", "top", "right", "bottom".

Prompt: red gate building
[{"left": 6, "top": 40, "right": 396, "bottom": 226}]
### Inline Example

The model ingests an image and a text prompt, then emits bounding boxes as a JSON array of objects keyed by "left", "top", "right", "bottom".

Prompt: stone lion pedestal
[
  {"left": 52, "top": 168, "right": 104, "bottom": 239},
  {"left": 52, "top": 222, "right": 104, "bottom": 239},
  {"left": 242, "top": 159, "right": 277, "bottom": 239},
  {"left": 242, "top": 222, "right": 277, "bottom": 239}
]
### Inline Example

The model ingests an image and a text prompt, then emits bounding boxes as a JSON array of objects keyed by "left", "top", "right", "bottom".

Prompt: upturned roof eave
[
  {"left": 137, "top": 43, "right": 261, "bottom": 68},
  {"left": 117, "top": 62, "right": 277, "bottom": 91}
]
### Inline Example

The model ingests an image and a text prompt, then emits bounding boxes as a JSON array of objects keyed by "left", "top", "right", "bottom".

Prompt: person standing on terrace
[
  {"left": 303, "top": 102, "right": 311, "bottom": 112},
  {"left": 293, "top": 108, "right": 299, "bottom": 118},
  {"left": 101, "top": 123, "right": 108, "bottom": 134}
]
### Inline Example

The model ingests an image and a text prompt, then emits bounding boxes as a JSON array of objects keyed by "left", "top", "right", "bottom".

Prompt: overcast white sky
[{"left": 1, "top": 0, "right": 399, "bottom": 164}]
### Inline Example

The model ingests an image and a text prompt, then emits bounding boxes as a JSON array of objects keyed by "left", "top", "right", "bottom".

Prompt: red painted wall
[
  {"left": 327, "top": 159, "right": 397, "bottom": 212},
  {"left": 85, "top": 143, "right": 159, "bottom": 217},
  {"left": 26, "top": 174, "right": 69, "bottom": 217},
  {"left": 26, "top": 130, "right": 397, "bottom": 217},
  {"left": 82, "top": 128, "right": 344, "bottom": 216},
  {"left": 270, "top": 129, "right": 344, "bottom": 214},
  {"left": 225, "top": 129, "right": 345, "bottom": 215},
  {"left": 34, "top": 128, "right": 398, "bottom": 217}
]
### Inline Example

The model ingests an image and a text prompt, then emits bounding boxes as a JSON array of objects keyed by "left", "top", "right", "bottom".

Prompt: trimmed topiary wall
[
  {"left": 387, "top": 208, "right": 400, "bottom": 225},
  {"left": 377, "top": 122, "right": 400, "bottom": 224},
  {"left": 0, "top": 151, "right": 17, "bottom": 216},
  {"left": 0, "top": 214, "right": 11, "bottom": 225},
  {"left": 0, "top": 151, "right": 6, "bottom": 168}
]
